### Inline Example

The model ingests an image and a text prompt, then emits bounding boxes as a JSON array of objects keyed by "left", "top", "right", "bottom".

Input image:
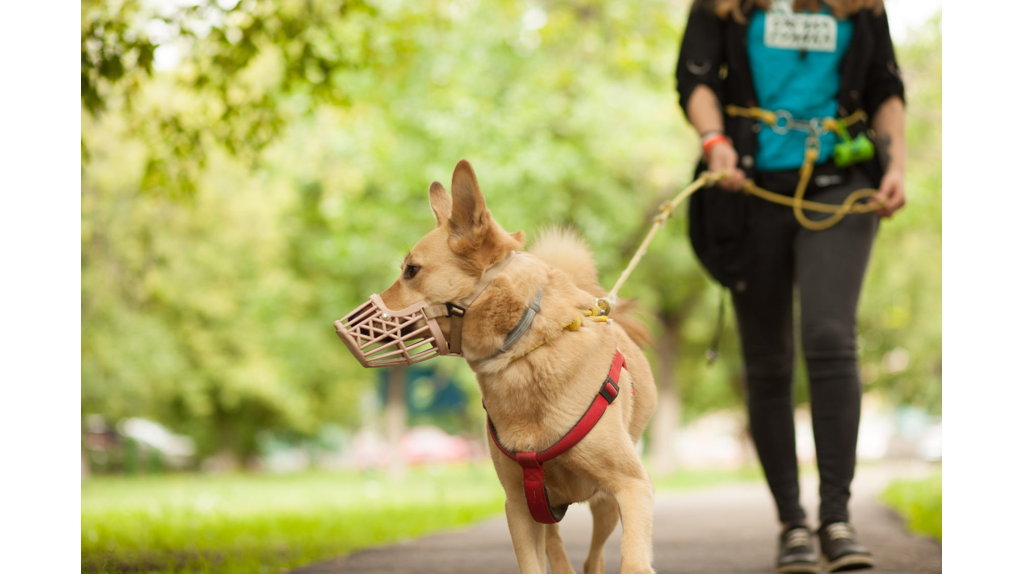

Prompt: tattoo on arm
[{"left": 876, "top": 133, "right": 893, "bottom": 172}]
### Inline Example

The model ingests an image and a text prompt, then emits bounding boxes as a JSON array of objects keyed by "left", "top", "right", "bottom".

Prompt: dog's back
[{"left": 529, "top": 227, "right": 651, "bottom": 347}]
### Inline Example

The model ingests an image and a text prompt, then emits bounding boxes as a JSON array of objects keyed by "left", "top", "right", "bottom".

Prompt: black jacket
[{"left": 676, "top": 0, "right": 905, "bottom": 289}]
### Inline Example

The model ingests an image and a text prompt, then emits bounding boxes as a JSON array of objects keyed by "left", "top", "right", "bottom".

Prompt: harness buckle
[
  {"left": 599, "top": 377, "right": 620, "bottom": 403},
  {"left": 445, "top": 302, "right": 467, "bottom": 318}
]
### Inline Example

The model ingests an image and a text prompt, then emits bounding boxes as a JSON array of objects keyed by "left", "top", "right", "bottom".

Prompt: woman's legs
[
  {"left": 733, "top": 165, "right": 878, "bottom": 526},
  {"left": 731, "top": 198, "right": 806, "bottom": 525},
  {"left": 794, "top": 171, "right": 879, "bottom": 526}
]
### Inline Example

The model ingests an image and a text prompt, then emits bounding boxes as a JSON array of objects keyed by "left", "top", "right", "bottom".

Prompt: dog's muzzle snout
[
  {"left": 334, "top": 250, "right": 516, "bottom": 368},
  {"left": 334, "top": 294, "right": 459, "bottom": 368}
]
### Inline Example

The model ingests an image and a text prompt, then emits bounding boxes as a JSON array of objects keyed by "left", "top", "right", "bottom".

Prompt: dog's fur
[{"left": 380, "top": 160, "right": 658, "bottom": 574}]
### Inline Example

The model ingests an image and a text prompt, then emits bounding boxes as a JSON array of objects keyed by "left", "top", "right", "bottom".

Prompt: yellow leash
[
  {"left": 607, "top": 171, "right": 726, "bottom": 301},
  {"left": 742, "top": 148, "right": 882, "bottom": 231},
  {"left": 508, "top": 107, "right": 884, "bottom": 360},
  {"left": 607, "top": 107, "right": 883, "bottom": 300},
  {"left": 728, "top": 105, "right": 883, "bottom": 230}
]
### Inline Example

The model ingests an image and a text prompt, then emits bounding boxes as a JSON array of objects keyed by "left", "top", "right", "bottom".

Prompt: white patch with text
[{"left": 765, "top": 6, "right": 838, "bottom": 53}]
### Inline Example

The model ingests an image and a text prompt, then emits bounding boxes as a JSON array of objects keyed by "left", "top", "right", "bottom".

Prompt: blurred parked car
[
  {"left": 400, "top": 426, "right": 472, "bottom": 463},
  {"left": 346, "top": 425, "right": 473, "bottom": 469}
]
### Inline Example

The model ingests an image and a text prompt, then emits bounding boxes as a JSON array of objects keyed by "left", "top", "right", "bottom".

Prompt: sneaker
[
  {"left": 776, "top": 525, "right": 818, "bottom": 573},
  {"left": 818, "top": 522, "right": 874, "bottom": 572}
]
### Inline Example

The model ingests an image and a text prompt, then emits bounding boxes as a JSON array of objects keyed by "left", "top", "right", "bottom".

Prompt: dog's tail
[{"left": 529, "top": 227, "right": 651, "bottom": 347}]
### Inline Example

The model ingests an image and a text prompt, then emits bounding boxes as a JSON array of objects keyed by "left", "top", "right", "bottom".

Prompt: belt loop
[{"left": 516, "top": 451, "right": 541, "bottom": 469}]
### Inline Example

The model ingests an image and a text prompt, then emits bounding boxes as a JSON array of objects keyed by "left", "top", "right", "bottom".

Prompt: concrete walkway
[{"left": 292, "top": 462, "right": 940, "bottom": 574}]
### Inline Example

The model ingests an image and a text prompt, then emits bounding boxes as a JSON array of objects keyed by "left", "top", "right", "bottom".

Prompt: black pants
[{"left": 732, "top": 164, "right": 878, "bottom": 526}]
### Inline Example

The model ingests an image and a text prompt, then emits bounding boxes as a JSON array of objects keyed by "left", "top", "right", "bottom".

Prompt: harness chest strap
[{"left": 484, "top": 349, "right": 627, "bottom": 524}]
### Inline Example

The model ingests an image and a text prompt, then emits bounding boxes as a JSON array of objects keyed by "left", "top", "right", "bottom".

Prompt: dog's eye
[{"left": 403, "top": 264, "right": 421, "bottom": 281}]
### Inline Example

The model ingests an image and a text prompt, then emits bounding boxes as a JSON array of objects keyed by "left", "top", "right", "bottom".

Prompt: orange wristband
[{"left": 701, "top": 133, "right": 732, "bottom": 156}]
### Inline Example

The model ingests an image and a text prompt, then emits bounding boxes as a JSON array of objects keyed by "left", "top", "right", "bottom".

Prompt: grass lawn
[
  {"left": 82, "top": 463, "right": 505, "bottom": 573},
  {"left": 651, "top": 463, "right": 762, "bottom": 491},
  {"left": 881, "top": 472, "right": 942, "bottom": 541},
  {"left": 82, "top": 461, "right": 761, "bottom": 573}
]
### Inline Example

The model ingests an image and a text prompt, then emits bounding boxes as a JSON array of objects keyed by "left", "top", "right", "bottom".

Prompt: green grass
[
  {"left": 82, "top": 461, "right": 765, "bottom": 573},
  {"left": 881, "top": 473, "right": 942, "bottom": 541},
  {"left": 81, "top": 463, "right": 505, "bottom": 573}
]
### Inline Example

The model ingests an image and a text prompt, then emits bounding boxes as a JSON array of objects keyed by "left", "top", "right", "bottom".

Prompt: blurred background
[{"left": 81, "top": 0, "right": 941, "bottom": 572}]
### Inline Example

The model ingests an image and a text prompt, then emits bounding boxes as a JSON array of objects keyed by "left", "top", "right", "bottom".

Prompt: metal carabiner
[
  {"left": 805, "top": 132, "right": 821, "bottom": 155},
  {"left": 771, "top": 110, "right": 793, "bottom": 135},
  {"left": 808, "top": 118, "right": 825, "bottom": 137}
]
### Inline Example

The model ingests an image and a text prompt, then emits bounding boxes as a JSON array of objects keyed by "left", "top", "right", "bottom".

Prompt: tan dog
[{"left": 377, "top": 160, "right": 657, "bottom": 574}]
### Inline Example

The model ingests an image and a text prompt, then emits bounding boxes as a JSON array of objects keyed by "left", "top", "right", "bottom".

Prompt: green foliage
[
  {"left": 82, "top": 0, "right": 425, "bottom": 196},
  {"left": 81, "top": 0, "right": 156, "bottom": 116},
  {"left": 82, "top": 2, "right": 942, "bottom": 458},
  {"left": 81, "top": 464, "right": 505, "bottom": 573},
  {"left": 82, "top": 0, "right": 706, "bottom": 456},
  {"left": 859, "top": 13, "right": 943, "bottom": 413},
  {"left": 881, "top": 472, "right": 942, "bottom": 541}
]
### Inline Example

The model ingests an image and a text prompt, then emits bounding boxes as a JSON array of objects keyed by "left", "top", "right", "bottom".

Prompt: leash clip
[{"left": 805, "top": 132, "right": 821, "bottom": 155}]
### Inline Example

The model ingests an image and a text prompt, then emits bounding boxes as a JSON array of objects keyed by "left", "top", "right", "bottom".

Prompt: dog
[{"left": 360, "top": 160, "right": 657, "bottom": 574}]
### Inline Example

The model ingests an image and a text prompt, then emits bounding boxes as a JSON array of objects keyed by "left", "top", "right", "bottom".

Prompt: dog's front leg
[
  {"left": 504, "top": 496, "right": 546, "bottom": 574},
  {"left": 584, "top": 491, "right": 619, "bottom": 574},
  {"left": 611, "top": 464, "right": 656, "bottom": 574},
  {"left": 545, "top": 523, "right": 577, "bottom": 574}
]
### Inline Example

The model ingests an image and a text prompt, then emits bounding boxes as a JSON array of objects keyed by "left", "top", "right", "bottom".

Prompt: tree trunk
[
  {"left": 384, "top": 367, "right": 408, "bottom": 480},
  {"left": 81, "top": 432, "right": 91, "bottom": 480},
  {"left": 651, "top": 312, "right": 683, "bottom": 477}
]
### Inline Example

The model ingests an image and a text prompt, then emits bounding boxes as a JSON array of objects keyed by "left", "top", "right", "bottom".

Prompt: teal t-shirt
[{"left": 747, "top": 1, "right": 853, "bottom": 171}]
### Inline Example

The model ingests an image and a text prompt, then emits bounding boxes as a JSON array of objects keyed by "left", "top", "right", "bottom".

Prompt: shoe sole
[
  {"left": 824, "top": 553, "right": 875, "bottom": 572},
  {"left": 776, "top": 563, "right": 820, "bottom": 573}
]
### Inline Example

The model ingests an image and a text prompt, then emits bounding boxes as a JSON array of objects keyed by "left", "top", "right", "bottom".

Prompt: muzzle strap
[
  {"left": 441, "top": 251, "right": 517, "bottom": 357},
  {"left": 458, "top": 251, "right": 517, "bottom": 308},
  {"left": 445, "top": 303, "right": 467, "bottom": 355}
]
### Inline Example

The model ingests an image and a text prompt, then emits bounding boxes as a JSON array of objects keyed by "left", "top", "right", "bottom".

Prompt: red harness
[{"left": 484, "top": 349, "right": 626, "bottom": 523}]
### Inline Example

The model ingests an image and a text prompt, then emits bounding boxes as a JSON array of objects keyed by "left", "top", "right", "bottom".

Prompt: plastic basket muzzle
[{"left": 334, "top": 294, "right": 458, "bottom": 368}]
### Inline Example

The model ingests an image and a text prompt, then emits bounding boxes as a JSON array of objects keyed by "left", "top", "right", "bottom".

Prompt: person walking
[{"left": 675, "top": 0, "right": 906, "bottom": 572}]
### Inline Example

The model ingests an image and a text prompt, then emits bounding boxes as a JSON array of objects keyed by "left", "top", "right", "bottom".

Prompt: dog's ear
[
  {"left": 428, "top": 181, "right": 451, "bottom": 228},
  {"left": 448, "top": 159, "right": 490, "bottom": 252}
]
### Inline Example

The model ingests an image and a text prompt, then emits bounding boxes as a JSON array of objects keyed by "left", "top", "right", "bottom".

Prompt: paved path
[{"left": 292, "top": 462, "right": 940, "bottom": 574}]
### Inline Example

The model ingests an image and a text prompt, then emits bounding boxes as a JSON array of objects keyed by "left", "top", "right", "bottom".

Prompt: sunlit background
[{"left": 81, "top": 0, "right": 941, "bottom": 572}]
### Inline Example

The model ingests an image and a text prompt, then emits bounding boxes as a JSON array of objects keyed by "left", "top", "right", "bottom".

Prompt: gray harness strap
[{"left": 489, "top": 289, "right": 543, "bottom": 358}]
